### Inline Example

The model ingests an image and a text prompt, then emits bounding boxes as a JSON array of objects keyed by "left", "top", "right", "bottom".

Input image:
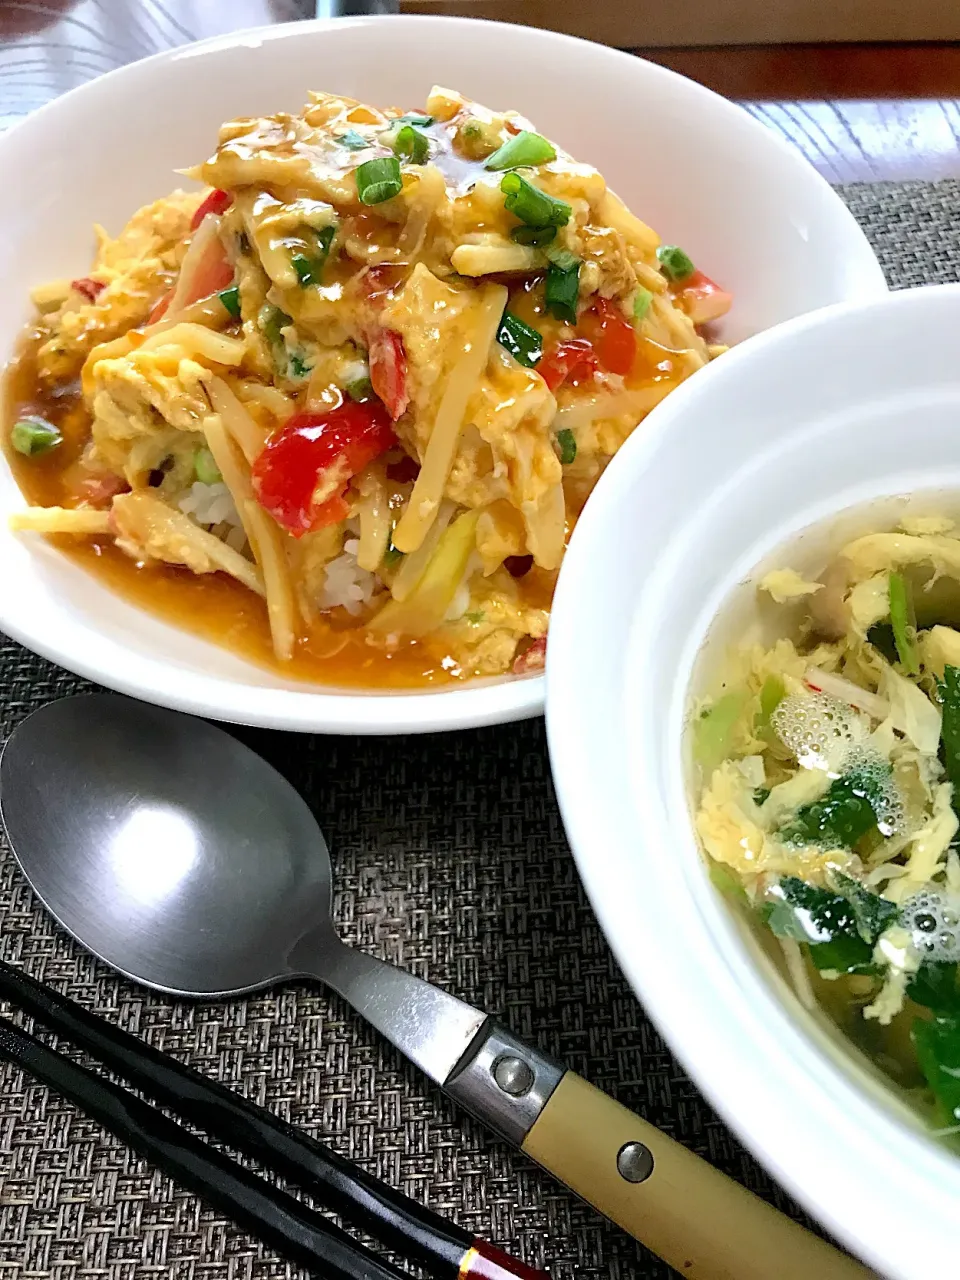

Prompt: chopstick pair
[{"left": 0, "top": 960, "right": 546, "bottom": 1280}]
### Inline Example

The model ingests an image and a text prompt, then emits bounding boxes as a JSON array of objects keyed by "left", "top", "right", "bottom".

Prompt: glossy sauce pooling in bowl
[
  {"left": 6, "top": 86, "right": 727, "bottom": 689},
  {"left": 691, "top": 513, "right": 960, "bottom": 1133}
]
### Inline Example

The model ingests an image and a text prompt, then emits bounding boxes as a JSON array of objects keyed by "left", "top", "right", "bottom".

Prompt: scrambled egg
[{"left": 13, "top": 86, "right": 726, "bottom": 681}]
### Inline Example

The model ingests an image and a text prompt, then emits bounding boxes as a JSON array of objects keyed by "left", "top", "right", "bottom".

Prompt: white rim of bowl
[
  {"left": 546, "top": 286, "right": 960, "bottom": 1279},
  {"left": 0, "top": 15, "right": 885, "bottom": 734}
]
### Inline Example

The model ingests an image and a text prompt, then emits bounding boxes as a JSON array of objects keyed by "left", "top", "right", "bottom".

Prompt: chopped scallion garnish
[
  {"left": 396, "top": 112, "right": 433, "bottom": 127},
  {"left": 555, "top": 428, "right": 577, "bottom": 465},
  {"left": 497, "top": 310, "right": 543, "bottom": 369},
  {"left": 545, "top": 246, "right": 578, "bottom": 271},
  {"left": 355, "top": 156, "right": 403, "bottom": 205},
  {"left": 338, "top": 129, "right": 369, "bottom": 150},
  {"left": 10, "top": 416, "right": 61, "bottom": 457},
  {"left": 393, "top": 124, "right": 429, "bottom": 165},
  {"left": 500, "top": 173, "right": 571, "bottom": 229},
  {"left": 218, "top": 285, "right": 241, "bottom": 319},
  {"left": 261, "top": 304, "right": 292, "bottom": 348},
  {"left": 484, "top": 130, "right": 556, "bottom": 171},
  {"left": 194, "top": 446, "right": 222, "bottom": 485},
  {"left": 633, "top": 288, "right": 653, "bottom": 321},
  {"left": 657, "top": 244, "right": 696, "bottom": 282},
  {"left": 510, "top": 225, "right": 557, "bottom": 247},
  {"left": 288, "top": 352, "right": 312, "bottom": 381},
  {"left": 345, "top": 375, "right": 374, "bottom": 402},
  {"left": 291, "top": 225, "right": 337, "bottom": 287},
  {"left": 292, "top": 255, "right": 314, "bottom": 285},
  {"left": 545, "top": 258, "right": 581, "bottom": 324}
]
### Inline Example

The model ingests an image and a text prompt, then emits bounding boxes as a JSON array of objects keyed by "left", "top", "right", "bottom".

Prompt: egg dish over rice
[{"left": 5, "top": 86, "right": 730, "bottom": 687}]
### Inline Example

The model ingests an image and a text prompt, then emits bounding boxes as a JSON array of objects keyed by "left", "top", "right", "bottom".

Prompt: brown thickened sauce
[{"left": 3, "top": 336, "right": 474, "bottom": 689}]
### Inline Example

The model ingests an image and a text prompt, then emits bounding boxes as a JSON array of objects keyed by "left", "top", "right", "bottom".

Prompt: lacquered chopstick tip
[{"left": 459, "top": 1240, "right": 549, "bottom": 1280}]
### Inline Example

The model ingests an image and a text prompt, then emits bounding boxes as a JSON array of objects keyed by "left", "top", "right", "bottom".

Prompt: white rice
[
  {"left": 319, "top": 538, "right": 379, "bottom": 615},
  {"left": 178, "top": 481, "right": 242, "bottom": 529}
]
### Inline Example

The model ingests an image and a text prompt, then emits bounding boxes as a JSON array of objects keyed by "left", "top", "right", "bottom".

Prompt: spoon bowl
[{"left": 0, "top": 695, "right": 334, "bottom": 996}]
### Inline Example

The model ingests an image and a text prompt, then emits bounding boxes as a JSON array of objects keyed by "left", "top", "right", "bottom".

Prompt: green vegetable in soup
[
  {"left": 693, "top": 691, "right": 747, "bottom": 777},
  {"left": 766, "top": 875, "right": 898, "bottom": 975},
  {"left": 781, "top": 767, "right": 888, "bottom": 851},
  {"left": 709, "top": 861, "right": 749, "bottom": 904},
  {"left": 867, "top": 621, "right": 899, "bottom": 665},
  {"left": 889, "top": 570, "right": 920, "bottom": 674},
  {"left": 907, "top": 961, "right": 960, "bottom": 1013},
  {"left": 756, "top": 674, "right": 786, "bottom": 740},
  {"left": 912, "top": 1014, "right": 960, "bottom": 1122},
  {"left": 939, "top": 666, "right": 960, "bottom": 809}
]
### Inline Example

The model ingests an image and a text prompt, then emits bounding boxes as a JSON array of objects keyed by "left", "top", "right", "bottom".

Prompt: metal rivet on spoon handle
[{"left": 0, "top": 696, "right": 877, "bottom": 1280}]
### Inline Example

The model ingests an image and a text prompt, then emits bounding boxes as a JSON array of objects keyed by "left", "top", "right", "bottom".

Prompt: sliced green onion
[
  {"left": 383, "top": 543, "right": 403, "bottom": 568},
  {"left": 356, "top": 156, "right": 403, "bottom": 205},
  {"left": 292, "top": 225, "right": 337, "bottom": 287},
  {"left": 288, "top": 352, "right": 312, "bottom": 381},
  {"left": 291, "top": 254, "right": 315, "bottom": 286},
  {"left": 889, "top": 571, "right": 920, "bottom": 675},
  {"left": 194, "top": 446, "right": 222, "bottom": 485},
  {"left": 218, "top": 285, "right": 241, "bottom": 320},
  {"left": 510, "top": 225, "right": 557, "bottom": 247},
  {"left": 10, "top": 416, "right": 61, "bottom": 457},
  {"left": 496, "top": 311, "right": 543, "bottom": 369},
  {"left": 500, "top": 173, "right": 571, "bottom": 228},
  {"left": 633, "top": 288, "right": 653, "bottom": 322},
  {"left": 393, "top": 124, "right": 429, "bottom": 165},
  {"left": 657, "top": 244, "right": 696, "bottom": 282},
  {"left": 261, "top": 304, "right": 291, "bottom": 348},
  {"left": 555, "top": 428, "right": 577, "bottom": 465},
  {"left": 338, "top": 129, "right": 369, "bottom": 150},
  {"left": 484, "top": 130, "right": 557, "bottom": 171},
  {"left": 345, "top": 375, "right": 374, "bottom": 402},
  {"left": 545, "top": 246, "right": 578, "bottom": 271},
  {"left": 545, "top": 258, "right": 580, "bottom": 324},
  {"left": 397, "top": 112, "right": 433, "bottom": 127}
]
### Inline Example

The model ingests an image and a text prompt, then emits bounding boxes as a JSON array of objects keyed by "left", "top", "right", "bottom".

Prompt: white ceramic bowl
[
  {"left": 0, "top": 16, "right": 886, "bottom": 734},
  {"left": 547, "top": 283, "right": 960, "bottom": 1279}
]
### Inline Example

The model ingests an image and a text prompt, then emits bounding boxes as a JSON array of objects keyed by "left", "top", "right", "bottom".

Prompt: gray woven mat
[{"left": 0, "top": 179, "right": 957, "bottom": 1280}]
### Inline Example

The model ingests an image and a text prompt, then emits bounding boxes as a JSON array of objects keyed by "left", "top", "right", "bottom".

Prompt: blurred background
[{"left": 0, "top": 3, "right": 957, "bottom": 204}]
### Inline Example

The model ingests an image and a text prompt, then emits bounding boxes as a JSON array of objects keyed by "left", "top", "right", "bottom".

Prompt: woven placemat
[{"left": 0, "top": 179, "right": 958, "bottom": 1280}]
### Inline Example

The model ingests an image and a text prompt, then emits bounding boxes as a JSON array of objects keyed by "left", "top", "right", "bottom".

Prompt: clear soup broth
[{"left": 689, "top": 497, "right": 960, "bottom": 1139}]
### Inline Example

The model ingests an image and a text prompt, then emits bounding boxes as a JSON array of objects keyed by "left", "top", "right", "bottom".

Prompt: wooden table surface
[
  {"left": 0, "top": 3, "right": 957, "bottom": 183},
  {"left": 644, "top": 44, "right": 960, "bottom": 184}
]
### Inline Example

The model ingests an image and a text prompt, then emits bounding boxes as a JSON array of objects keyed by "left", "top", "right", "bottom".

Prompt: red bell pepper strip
[
  {"left": 512, "top": 635, "right": 546, "bottom": 674},
  {"left": 147, "top": 291, "right": 172, "bottom": 324},
  {"left": 368, "top": 328, "right": 409, "bottom": 420},
  {"left": 580, "top": 298, "right": 637, "bottom": 376},
  {"left": 146, "top": 239, "right": 234, "bottom": 325},
  {"left": 191, "top": 188, "right": 233, "bottom": 230},
  {"left": 251, "top": 402, "right": 397, "bottom": 537},
  {"left": 537, "top": 338, "right": 599, "bottom": 392},
  {"left": 679, "top": 269, "right": 733, "bottom": 326},
  {"left": 71, "top": 277, "right": 105, "bottom": 303}
]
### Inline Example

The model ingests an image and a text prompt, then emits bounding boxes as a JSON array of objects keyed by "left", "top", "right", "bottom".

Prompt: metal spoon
[{"left": 0, "top": 695, "right": 872, "bottom": 1280}]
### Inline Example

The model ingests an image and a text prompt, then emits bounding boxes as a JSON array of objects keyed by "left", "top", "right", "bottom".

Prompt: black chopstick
[
  {"left": 0, "top": 960, "right": 543, "bottom": 1280},
  {"left": 0, "top": 1015, "right": 408, "bottom": 1280}
]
